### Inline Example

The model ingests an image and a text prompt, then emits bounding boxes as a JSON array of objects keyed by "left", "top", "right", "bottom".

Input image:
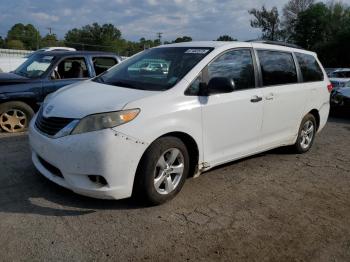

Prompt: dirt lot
[{"left": 0, "top": 116, "right": 349, "bottom": 262}]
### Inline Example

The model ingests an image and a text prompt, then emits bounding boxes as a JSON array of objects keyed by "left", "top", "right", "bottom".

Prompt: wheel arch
[
  {"left": 138, "top": 131, "right": 201, "bottom": 178},
  {"left": 308, "top": 109, "right": 320, "bottom": 131}
]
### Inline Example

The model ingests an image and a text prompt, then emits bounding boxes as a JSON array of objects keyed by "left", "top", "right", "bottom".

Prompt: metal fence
[{"left": 0, "top": 48, "right": 33, "bottom": 57}]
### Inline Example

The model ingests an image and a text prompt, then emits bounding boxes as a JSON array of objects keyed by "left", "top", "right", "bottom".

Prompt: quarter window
[
  {"left": 295, "top": 53, "right": 324, "bottom": 82},
  {"left": 93, "top": 57, "right": 118, "bottom": 75},
  {"left": 207, "top": 49, "right": 255, "bottom": 91},
  {"left": 258, "top": 50, "right": 298, "bottom": 86}
]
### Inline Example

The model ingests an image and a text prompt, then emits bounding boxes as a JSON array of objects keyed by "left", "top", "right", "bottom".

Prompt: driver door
[{"left": 201, "top": 48, "right": 264, "bottom": 166}]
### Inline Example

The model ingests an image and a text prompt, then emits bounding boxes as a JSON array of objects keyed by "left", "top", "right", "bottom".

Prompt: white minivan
[{"left": 29, "top": 41, "right": 331, "bottom": 204}]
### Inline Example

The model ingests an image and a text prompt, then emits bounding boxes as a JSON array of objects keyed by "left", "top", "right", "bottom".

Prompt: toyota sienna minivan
[{"left": 29, "top": 41, "right": 331, "bottom": 204}]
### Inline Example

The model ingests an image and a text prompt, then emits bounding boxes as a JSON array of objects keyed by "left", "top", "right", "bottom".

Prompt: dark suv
[{"left": 0, "top": 51, "right": 121, "bottom": 133}]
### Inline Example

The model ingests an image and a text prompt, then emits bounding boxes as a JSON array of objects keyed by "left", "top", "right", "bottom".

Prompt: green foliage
[
  {"left": 293, "top": 3, "right": 329, "bottom": 49},
  {"left": 7, "top": 23, "right": 41, "bottom": 50},
  {"left": 40, "top": 34, "right": 60, "bottom": 47},
  {"left": 173, "top": 36, "right": 192, "bottom": 43},
  {"left": 6, "top": 39, "right": 25, "bottom": 50},
  {"left": 217, "top": 35, "right": 237, "bottom": 41},
  {"left": 64, "top": 23, "right": 122, "bottom": 52},
  {"left": 248, "top": 6, "right": 281, "bottom": 40},
  {"left": 293, "top": 2, "right": 350, "bottom": 67},
  {"left": 0, "top": 36, "right": 4, "bottom": 48},
  {"left": 282, "top": 0, "right": 315, "bottom": 40}
]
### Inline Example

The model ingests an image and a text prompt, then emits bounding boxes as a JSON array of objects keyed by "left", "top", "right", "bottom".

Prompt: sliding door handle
[{"left": 250, "top": 96, "right": 263, "bottom": 103}]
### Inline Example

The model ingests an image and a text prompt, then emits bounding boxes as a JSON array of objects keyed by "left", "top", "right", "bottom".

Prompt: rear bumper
[{"left": 29, "top": 116, "right": 149, "bottom": 200}]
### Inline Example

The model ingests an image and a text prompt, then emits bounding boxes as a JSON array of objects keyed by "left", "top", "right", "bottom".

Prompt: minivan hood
[{"left": 44, "top": 80, "right": 160, "bottom": 119}]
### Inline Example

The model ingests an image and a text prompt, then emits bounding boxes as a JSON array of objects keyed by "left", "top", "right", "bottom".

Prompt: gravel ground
[{"left": 0, "top": 116, "right": 349, "bottom": 262}]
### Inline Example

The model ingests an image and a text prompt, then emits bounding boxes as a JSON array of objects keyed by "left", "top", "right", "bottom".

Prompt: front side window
[
  {"left": 258, "top": 50, "right": 298, "bottom": 86},
  {"left": 295, "top": 53, "right": 324, "bottom": 82},
  {"left": 94, "top": 47, "right": 213, "bottom": 91},
  {"left": 207, "top": 49, "right": 255, "bottom": 91},
  {"left": 14, "top": 54, "right": 55, "bottom": 78},
  {"left": 53, "top": 57, "right": 89, "bottom": 79},
  {"left": 93, "top": 57, "right": 118, "bottom": 75}
]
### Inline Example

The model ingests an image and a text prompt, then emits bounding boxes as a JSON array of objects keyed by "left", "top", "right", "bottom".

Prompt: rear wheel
[
  {"left": 134, "top": 136, "right": 189, "bottom": 205},
  {"left": 0, "top": 101, "right": 34, "bottom": 133},
  {"left": 292, "top": 114, "right": 317, "bottom": 153}
]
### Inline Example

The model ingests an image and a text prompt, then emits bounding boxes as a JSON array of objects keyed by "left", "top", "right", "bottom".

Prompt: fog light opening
[{"left": 88, "top": 175, "right": 108, "bottom": 186}]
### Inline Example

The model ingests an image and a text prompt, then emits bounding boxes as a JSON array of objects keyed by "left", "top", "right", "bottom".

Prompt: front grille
[
  {"left": 37, "top": 155, "right": 63, "bottom": 178},
  {"left": 35, "top": 107, "right": 74, "bottom": 137}
]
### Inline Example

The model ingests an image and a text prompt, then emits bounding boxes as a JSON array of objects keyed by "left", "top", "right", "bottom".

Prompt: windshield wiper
[{"left": 110, "top": 81, "right": 138, "bottom": 89}]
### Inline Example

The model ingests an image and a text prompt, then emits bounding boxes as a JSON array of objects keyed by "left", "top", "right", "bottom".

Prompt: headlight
[{"left": 71, "top": 109, "right": 140, "bottom": 135}]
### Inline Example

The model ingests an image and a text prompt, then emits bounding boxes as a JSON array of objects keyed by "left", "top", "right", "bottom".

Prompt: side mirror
[{"left": 204, "top": 77, "right": 235, "bottom": 96}]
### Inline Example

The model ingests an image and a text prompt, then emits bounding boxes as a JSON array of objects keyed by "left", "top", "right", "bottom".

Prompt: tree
[
  {"left": 217, "top": 35, "right": 237, "bottom": 41},
  {"left": 282, "top": 0, "right": 314, "bottom": 40},
  {"left": 0, "top": 36, "right": 4, "bottom": 48},
  {"left": 41, "top": 34, "right": 59, "bottom": 47},
  {"left": 248, "top": 6, "right": 281, "bottom": 41},
  {"left": 6, "top": 39, "right": 25, "bottom": 50},
  {"left": 293, "top": 3, "right": 329, "bottom": 49},
  {"left": 65, "top": 23, "right": 122, "bottom": 51},
  {"left": 293, "top": 2, "right": 350, "bottom": 67},
  {"left": 173, "top": 36, "right": 192, "bottom": 43},
  {"left": 7, "top": 23, "right": 41, "bottom": 50}
]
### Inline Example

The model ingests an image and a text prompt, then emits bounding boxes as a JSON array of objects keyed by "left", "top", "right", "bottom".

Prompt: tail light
[{"left": 327, "top": 83, "right": 333, "bottom": 93}]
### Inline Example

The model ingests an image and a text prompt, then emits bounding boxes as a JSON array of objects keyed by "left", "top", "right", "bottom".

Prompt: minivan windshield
[
  {"left": 94, "top": 47, "right": 213, "bottom": 91},
  {"left": 14, "top": 54, "right": 55, "bottom": 78}
]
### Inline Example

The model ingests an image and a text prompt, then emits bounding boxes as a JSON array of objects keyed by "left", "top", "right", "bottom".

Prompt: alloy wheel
[
  {"left": 154, "top": 148, "right": 185, "bottom": 195},
  {"left": 299, "top": 120, "right": 315, "bottom": 150}
]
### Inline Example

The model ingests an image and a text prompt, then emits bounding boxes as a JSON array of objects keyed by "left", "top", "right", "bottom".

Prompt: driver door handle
[{"left": 250, "top": 95, "right": 263, "bottom": 103}]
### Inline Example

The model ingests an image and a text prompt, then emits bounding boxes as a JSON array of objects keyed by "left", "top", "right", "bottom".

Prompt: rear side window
[
  {"left": 258, "top": 50, "right": 298, "bottom": 86},
  {"left": 93, "top": 57, "right": 118, "bottom": 75},
  {"left": 295, "top": 53, "right": 324, "bottom": 82},
  {"left": 208, "top": 49, "right": 255, "bottom": 90}
]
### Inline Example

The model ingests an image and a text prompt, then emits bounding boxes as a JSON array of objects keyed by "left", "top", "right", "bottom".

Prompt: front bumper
[{"left": 29, "top": 116, "right": 149, "bottom": 200}]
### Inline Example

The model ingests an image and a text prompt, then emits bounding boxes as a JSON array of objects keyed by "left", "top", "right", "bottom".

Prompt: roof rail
[{"left": 247, "top": 40, "right": 303, "bottom": 49}]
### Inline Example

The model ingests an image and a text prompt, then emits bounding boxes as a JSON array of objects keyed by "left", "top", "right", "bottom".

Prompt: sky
[{"left": 0, "top": 0, "right": 349, "bottom": 42}]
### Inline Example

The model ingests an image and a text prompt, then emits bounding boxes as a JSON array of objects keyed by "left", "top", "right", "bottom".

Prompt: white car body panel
[
  {"left": 44, "top": 80, "right": 160, "bottom": 118},
  {"left": 29, "top": 41, "right": 330, "bottom": 200}
]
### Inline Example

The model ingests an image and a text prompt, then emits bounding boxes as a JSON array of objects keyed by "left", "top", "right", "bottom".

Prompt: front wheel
[
  {"left": 133, "top": 136, "right": 190, "bottom": 205},
  {"left": 0, "top": 101, "right": 34, "bottom": 133},
  {"left": 292, "top": 114, "right": 317, "bottom": 154}
]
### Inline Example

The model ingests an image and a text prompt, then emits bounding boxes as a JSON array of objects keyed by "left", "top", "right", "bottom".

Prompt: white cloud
[{"left": 31, "top": 12, "right": 59, "bottom": 22}]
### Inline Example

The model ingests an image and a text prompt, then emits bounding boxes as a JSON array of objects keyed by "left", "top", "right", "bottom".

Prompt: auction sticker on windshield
[{"left": 185, "top": 49, "right": 210, "bottom": 54}]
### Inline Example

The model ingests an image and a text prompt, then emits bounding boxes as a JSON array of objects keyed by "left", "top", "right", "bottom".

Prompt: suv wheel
[
  {"left": 0, "top": 101, "right": 34, "bottom": 133},
  {"left": 293, "top": 113, "right": 317, "bottom": 153},
  {"left": 134, "top": 136, "right": 189, "bottom": 205}
]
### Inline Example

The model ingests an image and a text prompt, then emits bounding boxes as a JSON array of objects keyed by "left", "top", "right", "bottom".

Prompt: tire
[
  {"left": 0, "top": 101, "right": 34, "bottom": 133},
  {"left": 133, "top": 136, "right": 190, "bottom": 205},
  {"left": 292, "top": 113, "right": 317, "bottom": 154}
]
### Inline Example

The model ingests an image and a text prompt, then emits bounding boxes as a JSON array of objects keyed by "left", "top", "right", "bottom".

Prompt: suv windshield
[
  {"left": 14, "top": 54, "right": 55, "bottom": 78},
  {"left": 94, "top": 47, "right": 213, "bottom": 91}
]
